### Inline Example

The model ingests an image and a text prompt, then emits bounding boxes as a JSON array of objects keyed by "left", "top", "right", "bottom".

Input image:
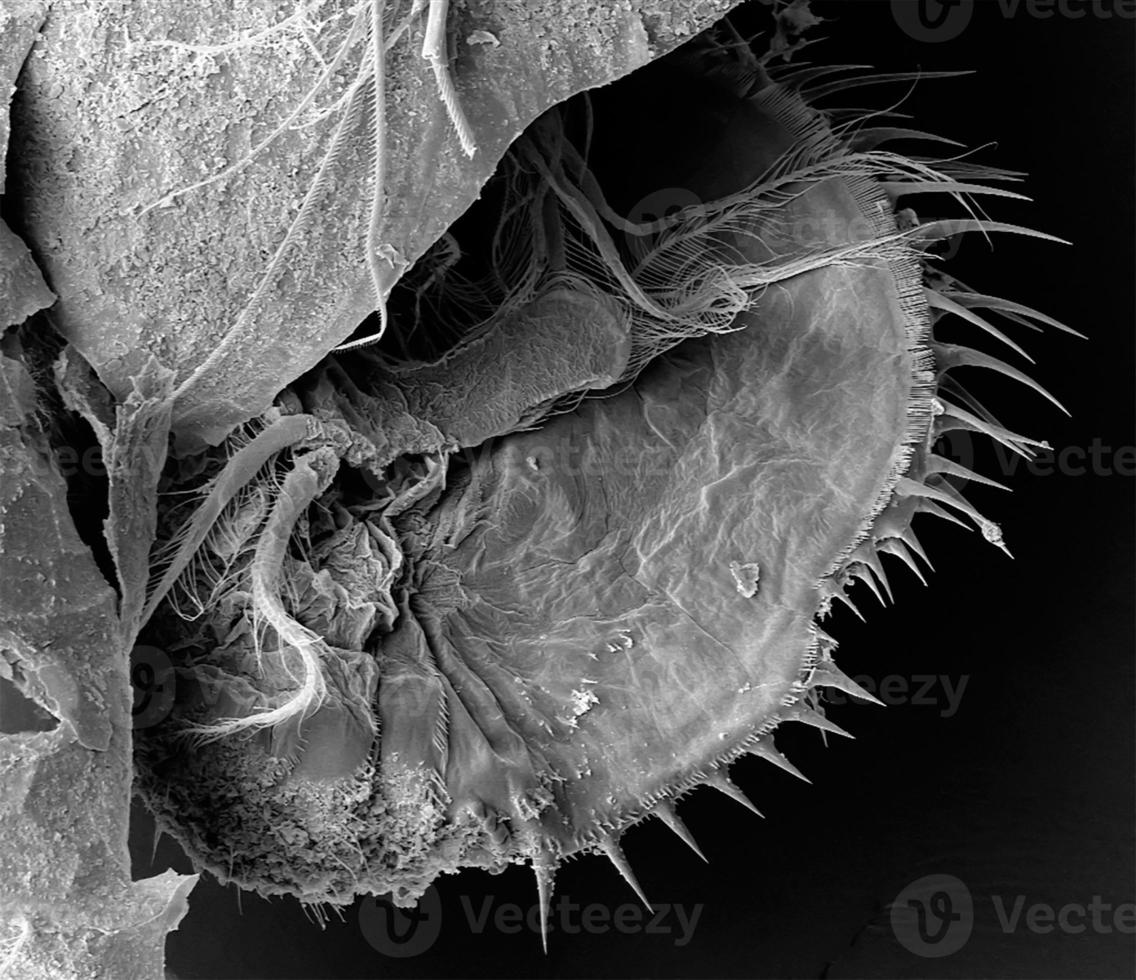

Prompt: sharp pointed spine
[
  {"left": 149, "top": 824, "right": 166, "bottom": 868},
  {"left": 820, "top": 577, "right": 865, "bottom": 621},
  {"left": 916, "top": 218, "right": 1071, "bottom": 247},
  {"left": 746, "top": 739, "right": 811, "bottom": 784},
  {"left": 916, "top": 497, "right": 972, "bottom": 530},
  {"left": 944, "top": 290, "right": 1086, "bottom": 339},
  {"left": 896, "top": 478, "right": 976, "bottom": 528},
  {"left": 532, "top": 849, "right": 556, "bottom": 954},
  {"left": 707, "top": 770, "right": 763, "bottom": 817},
  {"left": 852, "top": 545, "right": 894, "bottom": 604},
  {"left": 599, "top": 836, "right": 652, "bottom": 911},
  {"left": 933, "top": 343, "right": 1069, "bottom": 415},
  {"left": 932, "top": 403, "right": 1042, "bottom": 460},
  {"left": 653, "top": 801, "right": 708, "bottom": 863},
  {"left": 849, "top": 563, "right": 888, "bottom": 607},
  {"left": 900, "top": 477, "right": 1007, "bottom": 549},
  {"left": 925, "top": 288, "right": 1034, "bottom": 361},
  {"left": 877, "top": 537, "right": 928, "bottom": 585},
  {"left": 899, "top": 525, "right": 934, "bottom": 570},
  {"left": 925, "top": 454, "right": 1011, "bottom": 491},
  {"left": 809, "top": 663, "right": 885, "bottom": 707},
  {"left": 784, "top": 705, "right": 854, "bottom": 739}
]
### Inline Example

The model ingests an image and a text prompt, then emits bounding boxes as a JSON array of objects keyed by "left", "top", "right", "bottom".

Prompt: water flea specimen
[{"left": 0, "top": 0, "right": 1087, "bottom": 970}]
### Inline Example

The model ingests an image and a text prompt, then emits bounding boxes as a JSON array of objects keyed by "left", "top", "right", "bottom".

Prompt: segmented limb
[
  {"left": 142, "top": 414, "right": 316, "bottom": 624},
  {"left": 422, "top": 0, "right": 477, "bottom": 157},
  {"left": 365, "top": 0, "right": 391, "bottom": 339},
  {"left": 184, "top": 446, "right": 341, "bottom": 740},
  {"left": 332, "top": 0, "right": 477, "bottom": 353}
]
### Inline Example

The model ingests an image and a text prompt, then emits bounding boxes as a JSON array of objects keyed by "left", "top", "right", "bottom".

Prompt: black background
[{"left": 138, "top": 2, "right": 1135, "bottom": 977}]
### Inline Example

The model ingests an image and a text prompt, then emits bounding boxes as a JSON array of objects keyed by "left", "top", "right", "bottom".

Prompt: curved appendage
[
  {"left": 134, "top": 27, "right": 1076, "bottom": 932},
  {"left": 359, "top": 285, "right": 633, "bottom": 450},
  {"left": 182, "top": 446, "right": 342, "bottom": 740},
  {"left": 142, "top": 413, "right": 315, "bottom": 624}
]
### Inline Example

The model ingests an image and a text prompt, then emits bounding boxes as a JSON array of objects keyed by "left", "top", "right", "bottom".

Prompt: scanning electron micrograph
[{"left": 0, "top": 1, "right": 1132, "bottom": 978}]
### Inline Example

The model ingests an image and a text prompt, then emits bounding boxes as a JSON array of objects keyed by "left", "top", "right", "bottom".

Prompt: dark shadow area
[
  {"left": 0, "top": 674, "right": 59, "bottom": 734},
  {"left": 0, "top": 321, "right": 119, "bottom": 593}
]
